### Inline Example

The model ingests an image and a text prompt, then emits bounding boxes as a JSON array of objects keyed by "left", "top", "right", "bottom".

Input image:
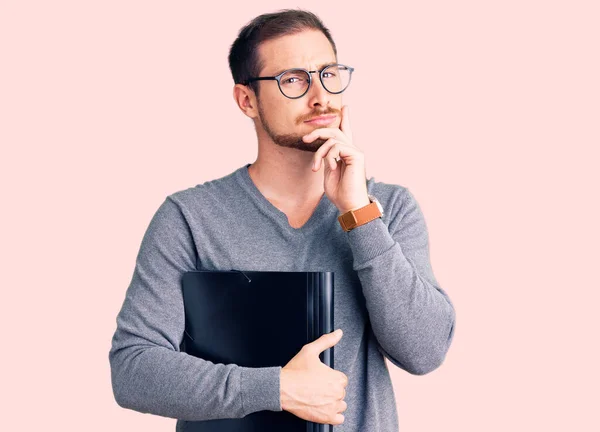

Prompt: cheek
[
  {"left": 261, "top": 97, "right": 303, "bottom": 130},
  {"left": 279, "top": 105, "right": 302, "bottom": 129}
]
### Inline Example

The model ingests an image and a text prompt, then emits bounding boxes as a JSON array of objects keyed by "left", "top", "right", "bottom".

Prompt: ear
[{"left": 233, "top": 84, "right": 258, "bottom": 119}]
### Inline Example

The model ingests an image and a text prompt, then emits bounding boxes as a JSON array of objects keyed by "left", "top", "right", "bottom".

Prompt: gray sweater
[{"left": 109, "top": 163, "right": 456, "bottom": 431}]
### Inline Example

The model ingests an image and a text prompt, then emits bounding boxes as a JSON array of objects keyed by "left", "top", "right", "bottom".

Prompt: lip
[{"left": 304, "top": 115, "right": 337, "bottom": 126}]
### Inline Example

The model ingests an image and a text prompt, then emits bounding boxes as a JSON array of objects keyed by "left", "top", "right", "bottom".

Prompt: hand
[
  {"left": 304, "top": 105, "right": 370, "bottom": 214},
  {"left": 280, "top": 329, "right": 348, "bottom": 425}
]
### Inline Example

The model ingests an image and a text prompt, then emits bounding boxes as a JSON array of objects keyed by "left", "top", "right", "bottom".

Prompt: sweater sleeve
[
  {"left": 108, "top": 196, "right": 282, "bottom": 420},
  {"left": 344, "top": 188, "right": 456, "bottom": 375}
]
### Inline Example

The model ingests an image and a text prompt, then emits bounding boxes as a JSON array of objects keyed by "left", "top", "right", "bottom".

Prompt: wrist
[
  {"left": 280, "top": 368, "right": 288, "bottom": 411},
  {"left": 338, "top": 194, "right": 384, "bottom": 232},
  {"left": 338, "top": 197, "right": 370, "bottom": 214}
]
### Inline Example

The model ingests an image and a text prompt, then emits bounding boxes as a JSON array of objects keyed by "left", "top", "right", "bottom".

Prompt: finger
[
  {"left": 315, "top": 140, "right": 358, "bottom": 171},
  {"left": 342, "top": 373, "right": 349, "bottom": 387},
  {"left": 323, "top": 141, "right": 342, "bottom": 171},
  {"left": 307, "top": 329, "right": 343, "bottom": 354},
  {"left": 327, "top": 148, "right": 342, "bottom": 171},
  {"left": 332, "top": 414, "right": 345, "bottom": 425},
  {"left": 312, "top": 138, "right": 339, "bottom": 171},
  {"left": 303, "top": 127, "right": 345, "bottom": 144},
  {"left": 340, "top": 105, "right": 352, "bottom": 141}
]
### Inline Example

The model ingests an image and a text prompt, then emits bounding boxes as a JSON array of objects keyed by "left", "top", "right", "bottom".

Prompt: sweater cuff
[
  {"left": 239, "top": 365, "right": 282, "bottom": 415},
  {"left": 345, "top": 217, "right": 396, "bottom": 268}
]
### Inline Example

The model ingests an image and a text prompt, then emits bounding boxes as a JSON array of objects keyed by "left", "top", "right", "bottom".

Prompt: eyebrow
[{"left": 270, "top": 62, "right": 337, "bottom": 76}]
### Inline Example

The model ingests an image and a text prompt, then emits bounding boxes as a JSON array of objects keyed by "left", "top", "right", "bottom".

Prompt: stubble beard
[{"left": 257, "top": 102, "right": 328, "bottom": 153}]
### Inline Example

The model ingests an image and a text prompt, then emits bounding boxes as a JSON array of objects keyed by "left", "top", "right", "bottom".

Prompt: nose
[{"left": 306, "top": 71, "right": 331, "bottom": 107}]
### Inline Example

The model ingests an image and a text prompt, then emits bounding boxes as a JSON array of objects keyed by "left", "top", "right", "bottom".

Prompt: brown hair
[{"left": 228, "top": 9, "right": 338, "bottom": 98}]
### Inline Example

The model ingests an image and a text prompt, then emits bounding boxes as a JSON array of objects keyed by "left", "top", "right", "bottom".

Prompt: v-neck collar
[{"left": 235, "top": 163, "right": 334, "bottom": 235}]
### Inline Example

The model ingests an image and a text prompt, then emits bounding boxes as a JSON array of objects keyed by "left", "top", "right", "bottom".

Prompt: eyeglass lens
[{"left": 279, "top": 64, "right": 351, "bottom": 98}]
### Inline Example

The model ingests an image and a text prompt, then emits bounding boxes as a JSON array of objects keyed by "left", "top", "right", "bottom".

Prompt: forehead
[{"left": 258, "top": 29, "right": 336, "bottom": 75}]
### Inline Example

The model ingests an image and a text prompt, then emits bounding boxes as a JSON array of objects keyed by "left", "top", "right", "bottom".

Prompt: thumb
[{"left": 307, "top": 329, "right": 343, "bottom": 355}]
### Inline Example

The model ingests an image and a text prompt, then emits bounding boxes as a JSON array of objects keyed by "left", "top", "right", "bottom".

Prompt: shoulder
[
  {"left": 367, "top": 176, "right": 414, "bottom": 218},
  {"left": 165, "top": 169, "right": 239, "bottom": 212}
]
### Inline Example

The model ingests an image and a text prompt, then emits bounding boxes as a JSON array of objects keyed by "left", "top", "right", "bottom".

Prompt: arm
[
  {"left": 344, "top": 188, "right": 456, "bottom": 375},
  {"left": 108, "top": 196, "right": 281, "bottom": 420}
]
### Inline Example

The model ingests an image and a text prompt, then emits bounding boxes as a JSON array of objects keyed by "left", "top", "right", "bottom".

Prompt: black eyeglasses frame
[{"left": 242, "top": 63, "right": 355, "bottom": 99}]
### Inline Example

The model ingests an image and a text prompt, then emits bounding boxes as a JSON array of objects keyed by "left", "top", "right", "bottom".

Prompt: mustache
[{"left": 298, "top": 107, "right": 340, "bottom": 124}]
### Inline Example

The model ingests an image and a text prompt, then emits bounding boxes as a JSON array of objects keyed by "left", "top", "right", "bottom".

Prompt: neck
[{"left": 248, "top": 145, "right": 325, "bottom": 208}]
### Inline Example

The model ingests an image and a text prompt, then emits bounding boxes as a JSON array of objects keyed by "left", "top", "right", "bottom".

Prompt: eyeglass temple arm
[{"left": 243, "top": 77, "right": 277, "bottom": 85}]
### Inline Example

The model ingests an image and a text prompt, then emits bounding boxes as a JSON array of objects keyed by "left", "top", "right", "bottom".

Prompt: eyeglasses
[{"left": 243, "top": 63, "right": 354, "bottom": 99}]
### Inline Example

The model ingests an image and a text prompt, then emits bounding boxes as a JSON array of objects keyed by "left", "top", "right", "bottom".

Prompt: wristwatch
[{"left": 338, "top": 194, "right": 384, "bottom": 232}]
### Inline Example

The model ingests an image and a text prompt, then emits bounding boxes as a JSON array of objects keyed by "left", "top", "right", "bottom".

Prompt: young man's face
[{"left": 254, "top": 29, "right": 344, "bottom": 153}]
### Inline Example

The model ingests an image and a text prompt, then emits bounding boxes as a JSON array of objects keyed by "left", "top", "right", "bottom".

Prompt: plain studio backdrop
[{"left": 1, "top": 1, "right": 598, "bottom": 431}]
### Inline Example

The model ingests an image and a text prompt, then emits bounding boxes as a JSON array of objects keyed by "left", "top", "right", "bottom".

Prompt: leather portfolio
[{"left": 180, "top": 269, "right": 335, "bottom": 432}]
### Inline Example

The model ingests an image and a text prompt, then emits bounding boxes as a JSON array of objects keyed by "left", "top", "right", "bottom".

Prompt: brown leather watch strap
[{"left": 338, "top": 201, "right": 383, "bottom": 232}]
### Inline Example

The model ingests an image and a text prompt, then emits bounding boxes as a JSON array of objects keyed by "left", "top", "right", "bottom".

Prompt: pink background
[{"left": 2, "top": 1, "right": 598, "bottom": 430}]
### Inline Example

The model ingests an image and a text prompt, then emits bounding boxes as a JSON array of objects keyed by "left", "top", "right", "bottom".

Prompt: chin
[{"left": 310, "top": 137, "right": 329, "bottom": 147}]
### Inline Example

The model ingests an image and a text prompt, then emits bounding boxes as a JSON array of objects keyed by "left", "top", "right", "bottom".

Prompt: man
[{"left": 109, "top": 9, "right": 456, "bottom": 432}]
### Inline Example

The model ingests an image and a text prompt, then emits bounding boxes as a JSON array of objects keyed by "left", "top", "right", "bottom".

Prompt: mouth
[{"left": 304, "top": 115, "right": 337, "bottom": 126}]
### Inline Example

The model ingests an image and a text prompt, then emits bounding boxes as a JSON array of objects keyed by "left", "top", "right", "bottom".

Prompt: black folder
[{"left": 180, "top": 269, "right": 335, "bottom": 432}]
